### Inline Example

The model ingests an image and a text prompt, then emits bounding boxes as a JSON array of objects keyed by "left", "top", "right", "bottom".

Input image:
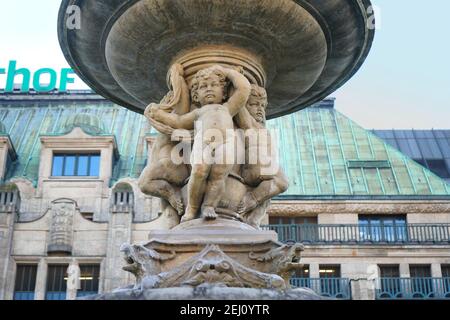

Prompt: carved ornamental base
[
  {"left": 82, "top": 284, "right": 324, "bottom": 300},
  {"left": 89, "top": 218, "right": 317, "bottom": 299},
  {"left": 81, "top": 219, "right": 324, "bottom": 300}
]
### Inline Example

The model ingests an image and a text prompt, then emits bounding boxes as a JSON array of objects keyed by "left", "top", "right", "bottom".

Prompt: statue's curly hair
[{"left": 190, "top": 66, "right": 230, "bottom": 105}]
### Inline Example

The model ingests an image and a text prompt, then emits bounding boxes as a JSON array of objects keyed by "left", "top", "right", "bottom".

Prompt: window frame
[
  {"left": 358, "top": 215, "right": 407, "bottom": 242},
  {"left": 45, "top": 264, "right": 69, "bottom": 300},
  {"left": 51, "top": 152, "right": 101, "bottom": 178},
  {"left": 76, "top": 264, "right": 100, "bottom": 297},
  {"left": 14, "top": 264, "right": 38, "bottom": 300}
]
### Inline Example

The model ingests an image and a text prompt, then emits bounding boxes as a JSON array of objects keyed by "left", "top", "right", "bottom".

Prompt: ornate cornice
[{"left": 268, "top": 200, "right": 450, "bottom": 215}]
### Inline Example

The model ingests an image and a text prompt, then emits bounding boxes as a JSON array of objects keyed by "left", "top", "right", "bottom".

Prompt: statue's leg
[
  {"left": 138, "top": 165, "right": 185, "bottom": 215},
  {"left": 182, "top": 164, "right": 211, "bottom": 222},
  {"left": 201, "top": 163, "right": 234, "bottom": 219},
  {"left": 238, "top": 170, "right": 288, "bottom": 214},
  {"left": 244, "top": 200, "right": 270, "bottom": 229}
]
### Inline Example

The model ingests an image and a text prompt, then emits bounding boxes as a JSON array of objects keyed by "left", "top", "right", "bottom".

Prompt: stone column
[
  {"left": 352, "top": 264, "right": 378, "bottom": 300},
  {"left": 308, "top": 263, "right": 320, "bottom": 294},
  {"left": 431, "top": 264, "right": 442, "bottom": 278},
  {"left": 400, "top": 263, "right": 410, "bottom": 277},
  {"left": 399, "top": 263, "right": 411, "bottom": 297},
  {"left": 103, "top": 212, "right": 132, "bottom": 292},
  {"left": 34, "top": 258, "right": 48, "bottom": 300},
  {"left": 431, "top": 264, "right": 444, "bottom": 297},
  {"left": 309, "top": 263, "right": 320, "bottom": 278},
  {"left": 98, "top": 258, "right": 106, "bottom": 294}
]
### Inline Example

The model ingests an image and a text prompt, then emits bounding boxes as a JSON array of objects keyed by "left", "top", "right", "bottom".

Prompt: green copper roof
[
  {"left": 0, "top": 100, "right": 149, "bottom": 185},
  {"left": 0, "top": 94, "right": 449, "bottom": 197},
  {"left": 0, "top": 120, "right": 6, "bottom": 134},
  {"left": 57, "top": 113, "right": 107, "bottom": 135},
  {"left": 267, "top": 104, "right": 450, "bottom": 197}
]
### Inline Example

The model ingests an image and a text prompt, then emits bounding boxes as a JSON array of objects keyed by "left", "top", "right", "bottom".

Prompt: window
[
  {"left": 269, "top": 216, "right": 317, "bottom": 225},
  {"left": 378, "top": 265, "right": 401, "bottom": 298},
  {"left": 268, "top": 216, "right": 318, "bottom": 242},
  {"left": 51, "top": 153, "right": 100, "bottom": 177},
  {"left": 14, "top": 264, "right": 37, "bottom": 300},
  {"left": 294, "top": 265, "right": 309, "bottom": 278},
  {"left": 442, "top": 265, "right": 450, "bottom": 278},
  {"left": 359, "top": 215, "right": 407, "bottom": 242},
  {"left": 111, "top": 183, "right": 134, "bottom": 213},
  {"left": 442, "top": 265, "right": 450, "bottom": 294},
  {"left": 319, "top": 265, "right": 340, "bottom": 278},
  {"left": 46, "top": 264, "right": 68, "bottom": 300},
  {"left": 76, "top": 265, "right": 100, "bottom": 297},
  {"left": 410, "top": 265, "right": 433, "bottom": 298},
  {"left": 380, "top": 265, "right": 400, "bottom": 278},
  {"left": 0, "top": 185, "right": 20, "bottom": 214},
  {"left": 410, "top": 265, "right": 431, "bottom": 278},
  {"left": 290, "top": 265, "right": 310, "bottom": 288},
  {"left": 319, "top": 265, "right": 341, "bottom": 298}
]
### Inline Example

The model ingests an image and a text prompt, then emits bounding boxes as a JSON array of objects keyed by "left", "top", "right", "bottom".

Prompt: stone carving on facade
[
  {"left": 47, "top": 198, "right": 76, "bottom": 253},
  {"left": 67, "top": 259, "right": 81, "bottom": 300},
  {"left": 249, "top": 242, "right": 304, "bottom": 285},
  {"left": 139, "top": 63, "right": 288, "bottom": 229},
  {"left": 128, "top": 244, "right": 286, "bottom": 290}
]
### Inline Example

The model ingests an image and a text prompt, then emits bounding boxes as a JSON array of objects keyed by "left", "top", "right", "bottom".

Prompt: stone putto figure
[{"left": 139, "top": 64, "right": 288, "bottom": 229}]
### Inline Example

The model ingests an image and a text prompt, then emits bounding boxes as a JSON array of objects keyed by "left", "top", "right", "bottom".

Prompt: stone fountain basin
[{"left": 58, "top": 0, "right": 374, "bottom": 118}]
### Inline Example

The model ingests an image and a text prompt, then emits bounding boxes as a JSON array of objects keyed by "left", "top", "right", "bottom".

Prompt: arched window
[
  {"left": 111, "top": 183, "right": 134, "bottom": 213},
  {"left": 0, "top": 184, "right": 20, "bottom": 214}
]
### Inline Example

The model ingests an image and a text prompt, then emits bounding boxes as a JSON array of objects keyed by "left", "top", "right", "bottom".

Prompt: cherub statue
[
  {"left": 138, "top": 64, "right": 191, "bottom": 216},
  {"left": 148, "top": 65, "right": 251, "bottom": 222},
  {"left": 235, "top": 85, "right": 289, "bottom": 227}
]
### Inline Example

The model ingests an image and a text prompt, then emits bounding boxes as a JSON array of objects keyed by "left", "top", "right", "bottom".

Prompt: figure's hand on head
[{"left": 212, "top": 64, "right": 228, "bottom": 75}]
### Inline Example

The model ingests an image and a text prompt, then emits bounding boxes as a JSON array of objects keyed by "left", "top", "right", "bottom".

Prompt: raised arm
[
  {"left": 170, "top": 63, "right": 191, "bottom": 115},
  {"left": 235, "top": 106, "right": 258, "bottom": 130},
  {"left": 150, "top": 107, "right": 197, "bottom": 130},
  {"left": 222, "top": 67, "right": 251, "bottom": 116}
]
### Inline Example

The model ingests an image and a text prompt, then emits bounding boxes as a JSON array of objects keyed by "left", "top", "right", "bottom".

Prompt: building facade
[{"left": 1, "top": 90, "right": 450, "bottom": 300}]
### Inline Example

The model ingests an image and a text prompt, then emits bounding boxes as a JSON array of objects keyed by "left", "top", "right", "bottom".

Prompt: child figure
[
  {"left": 234, "top": 85, "right": 289, "bottom": 226},
  {"left": 149, "top": 65, "right": 251, "bottom": 222}
]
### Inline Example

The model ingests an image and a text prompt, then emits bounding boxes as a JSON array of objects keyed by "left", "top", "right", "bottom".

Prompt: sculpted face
[
  {"left": 247, "top": 95, "right": 267, "bottom": 123},
  {"left": 195, "top": 75, "right": 225, "bottom": 106}
]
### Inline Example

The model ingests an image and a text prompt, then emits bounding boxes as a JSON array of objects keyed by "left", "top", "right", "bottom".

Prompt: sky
[{"left": 0, "top": 0, "right": 449, "bottom": 129}]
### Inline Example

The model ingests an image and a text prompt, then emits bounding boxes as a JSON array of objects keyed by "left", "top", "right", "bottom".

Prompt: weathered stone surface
[
  {"left": 120, "top": 219, "right": 304, "bottom": 290},
  {"left": 80, "top": 284, "right": 326, "bottom": 300},
  {"left": 58, "top": 0, "right": 374, "bottom": 118}
]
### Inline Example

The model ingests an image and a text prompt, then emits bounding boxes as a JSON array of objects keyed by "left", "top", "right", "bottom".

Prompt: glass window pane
[
  {"left": 442, "top": 265, "right": 450, "bottom": 278},
  {"left": 379, "top": 265, "right": 400, "bottom": 277},
  {"left": 77, "top": 155, "right": 89, "bottom": 176},
  {"left": 77, "top": 265, "right": 100, "bottom": 296},
  {"left": 46, "top": 265, "right": 68, "bottom": 300},
  {"left": 14, "top": 264, "right": 37, "bottom": 300},
  {"left": 89, "top": 155, "right": 100, "bottom": 176},
  {"left": 64, "top": 156, "right": 76, "bottom": 176},
  {"left": 52, "top": 155, "right": 64, "bottom": 176},
  {"left": 410, "top": 265, "right": 431, "bottom": 278}
]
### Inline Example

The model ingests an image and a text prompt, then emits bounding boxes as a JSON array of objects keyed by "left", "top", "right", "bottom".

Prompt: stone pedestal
[
  {"left": 79, "top": 219, "right": 322, "bottom": 300},
  {"left": 120, "top": 219, "right": 304, "bottom": 291}
]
